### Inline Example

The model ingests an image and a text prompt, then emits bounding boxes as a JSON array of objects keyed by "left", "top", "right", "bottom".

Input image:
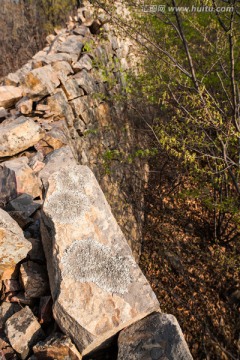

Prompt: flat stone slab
[
  {"left": 41, "top": 165, "right": 160, "bottom": 356},
  {"left": 0, "top": 209, "right": 32, "bottom": 280},
  {"left": 118, "top": 312, "right": 193, "bottom": 360},
  {"left": 0, "top": 116, "right": 44, "bottom": 158}
]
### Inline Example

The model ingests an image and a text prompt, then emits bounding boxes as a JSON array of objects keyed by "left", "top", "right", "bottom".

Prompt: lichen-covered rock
[
  {"left": 0, "top": 116, "right": 44, "bottom": 158},
  {"left": 41, "top": 165, "right": 160, "bottom": 356},
  {"left": 0, "top": 86, "right": 23, "bottom": 108},
  {"left": 0, "top": 209, "right": 32, "bottom": 280},
  {"left": 0, "top": 303, "right": 21, "bottom": 329},
  {"left": 5, "top": 306, "right": 45, "bottom": 360},
  {"left": 33, "top": 333, "right": 82, "bottom": 360},
  {"left": 57, "top": 35, "right": 83, "bottom": 56},
  {"left": 39, "top": 146, "right": 77, "bottom": 188},
  {"left": 118, "top": 313, "right": 193, "bottom": 360},
  {"left": 3, "top": 157, "right": 42, "bottom": 199}
]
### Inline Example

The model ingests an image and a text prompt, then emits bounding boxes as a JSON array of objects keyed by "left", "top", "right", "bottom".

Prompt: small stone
[
  {"left": 117, "top": 312, "right": 193, "bottom": 360},
  {"left": 3, "top": 157, "right": 42, "bottom": 199},
  {"left": 0, "top": 209, "right": 32, "bottom": 281},
  {"left": 35, "top": 128, "right": 67, "bottom": 156},
  {"left": 5, "top": 306, "right": 45, "bottom": 360},
  {"left": 16, "top": 97, "right": 33, "bottom": 115},
  {"left": 0, "top": 86, "right": 23, "bottom": 108},
  {"left": 73, "top": 25, "right": 90, "bottom": 36},
  {"left": 33, "top": 333, "right": 82, "bottom": 360},
  {"left": 0, "top": 116, "right": 44, "bottom": 158},
  {"left": 4, "top": 73, "right": 20, "bottom": 87},
  {"left": 70, "top": 95, "right": 97, "bottom": 125},
  {"left": 20, "top": 261, "right": 49, "bottom": 299}
]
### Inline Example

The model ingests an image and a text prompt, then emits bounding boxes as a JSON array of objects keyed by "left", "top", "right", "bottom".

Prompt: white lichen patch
[
  {"left": 44, "top": 167, "right": 91, "bottom": 224},
  {"left": 61, "top": 239, "right": 135, "bottom": 294}
]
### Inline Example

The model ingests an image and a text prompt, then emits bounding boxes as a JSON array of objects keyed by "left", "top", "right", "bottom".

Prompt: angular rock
[
  {"left": 3, "top": 157, "right": 41, "bottom": 199},
  {"left": 41, "top": 165, "right": 160, "bottom": 355},
  {"left": 73, "top": 70, "right": 97, "bottom": 94},
  {"left": 0, "top": 337, "right": 18, "bottom": 360},
  {"left": 5, "top": 306, "right": 45, "bottom": 360},
  {"left": 39, "top": 146, "right": 76, "bottom": 188},
  {"left": 20, "top": 261, "right": 49, "bottom": 299},
  {"left": 4, "top": 72, "right": 20, "bottom": 86},
  {"left": 0, "top": 86, "right": 23, "bottom": 108},
  {"left": 0, "top": 209, "right": 32, "bottom": 280},
  {"left": 7, "top": 211, "right": 33, "bottom": 229},
  {"left": 72, "top": 55, "right": 93, "bottom": 72},
  {"left": 73, "top": 25, "right": 90, "bottom": 36},
  {"left": 3, "top": 279, "right": 22, "bottom": 293},
  {"left": 33, "top": 333, "right": 82, "bottom": 360},
  {"left": 70, "top": 95, "right": 97, "bottom": 125},
  {"left": 59, "top": 76, "right": 83, "bottom": 100},
  {"left": 45, "top": 52, "right": 77, "bottom": 64},
  {"left": 6, "top": 194, "right": 41, "bottom": 218},
  {"left": 47, "top": 89, "right": 75, "bottom": 126},
  {"left": 0, "top": 166, "right": 17, "bottom": 207},
  {"left": 0, "top": 116, "right": 44, "bottom": 158},
  {"left": 22, "top": 65, "right": 60, "bottom": 97},
  {"left": 57, "top": 35, "right": 83, "bottom": 56},
  {"left": 34, "top": 128, "right": 67, "bottom": 156},
  {"left": 118, "top": 312, "right": 193, "bottom": 360},
  {"left": 51, "top": 61, "right": 74, "bottom": 76},
  {"left": 16, "top": 97, "right": 33, "bottom": 115},
  {"left": 0, "top": 303, "right": 21, "bottom": 329}
]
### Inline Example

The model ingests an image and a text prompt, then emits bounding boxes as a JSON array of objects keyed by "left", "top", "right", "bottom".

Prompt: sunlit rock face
[{"left": 41, "top": 165, "right": 160, "bottom": 356}]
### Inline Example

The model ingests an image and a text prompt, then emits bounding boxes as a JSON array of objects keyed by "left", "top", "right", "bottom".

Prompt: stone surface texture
[
  {"left": 33, "top": 333, "right": 82, "bottom": 360},
  {"left": 0, "top": 86, "right": 23, "bottom": 108},
  {"left": 118, "top": 312, "right": 193, "bottom": 360},
  {"left": 0, "top": 209, "right": 32, "bottom": 280},
  {"left": 5, "top": 306, "right": 44, "bottom": 360},
  {"left": 0, "top": 117, "right": 44, "bottom": 158},
  {"left": 41, "top": 165, "right": 160, "bottom": 355}
]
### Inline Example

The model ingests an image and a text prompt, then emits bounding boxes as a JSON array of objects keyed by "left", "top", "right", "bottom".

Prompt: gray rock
[
  {"left": 41, "top": 165, "right": 160, "bottom": 356},
  {"left": 6, "top": 194, "right": 41, "bottom": 218},
  {"left": 5, "top": 306, "right": 45, "bottom": 360},
  {"left": 72, "top": 55, "right": 93, "bottom": 72},
  {"left": 47, "top": 89, "right": 75, "bottom": 127},
  {"left": 73, "top": 69, "right": 98, "bottom": 94},
  {"left": 20, "top": 261, "right": 49, "bottom": 299},
  {"left": 0, "top": 302, "right": 21, "bottom": 329},
  {"left": 57, "top": 35, "right": 83, "bottom": 56},
  {"left": 118, "top": 312, "right": 193, "bottom": 360},
  {"left": 0, "top": 165, "right": 17, "bottom": 207}
]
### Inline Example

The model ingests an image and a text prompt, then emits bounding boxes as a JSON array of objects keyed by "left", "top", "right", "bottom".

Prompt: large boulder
[
  {"left": 0, "top": 209, "right": 32, "bottom": 280},
  {"left": 118, "top": 312, "right": 193, "bottom": 360},
  {"left": 41, "top": 165, "right": 160, "bottom": 356},
  {"left": 0, "top": 86, "right": 23, "bottom": 108},
  {"left": 0, "top": 116, "right": 44, "bottom": 158}
]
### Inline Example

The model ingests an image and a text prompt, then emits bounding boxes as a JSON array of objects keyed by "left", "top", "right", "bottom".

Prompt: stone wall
[{"left": 1, "top": 1, "right": 146, "bottom": 260}]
